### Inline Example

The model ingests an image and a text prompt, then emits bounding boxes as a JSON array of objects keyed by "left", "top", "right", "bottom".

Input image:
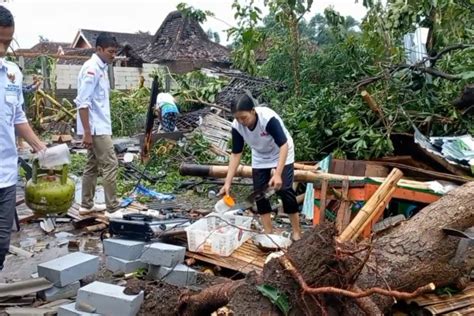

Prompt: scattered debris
[{"left": 415, "top": 130, "right": 474, "bottom": 174}]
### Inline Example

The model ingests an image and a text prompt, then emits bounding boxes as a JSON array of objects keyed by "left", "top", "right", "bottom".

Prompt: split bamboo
[
  {"left": 351, "top": 185, "right": 397, "bottom": 241},
  {"left": 338, "top": 168, "right": 403, "bottom": 242}
]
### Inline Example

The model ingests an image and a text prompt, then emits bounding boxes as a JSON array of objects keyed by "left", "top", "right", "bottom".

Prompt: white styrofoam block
[
  {"left": 38, "top": 252, "right": 99, "bottom": 287},
  {"left": 148, "top": 264, "right": 197, "bottom": 286},
  {"left": 106, "top": 256, "right": 147, "bottom": 274},
  {"left": 140, "top": 242, "right": 185, "bottom": 267},
  {"left": 103, "top": 239, "right": 146, "bottom": 260},
  {"left": 39, "top": 281, "right": 80, "bottom": 302},
  {"left": 76, "top": 281, "right": 143, "bottom": 316}
]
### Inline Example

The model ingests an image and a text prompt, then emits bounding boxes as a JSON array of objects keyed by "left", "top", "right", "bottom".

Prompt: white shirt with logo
[
  {"left": 232, "top": 106, "right": 294, "bottom": 169},
  {"left": 74, "top": 54, "right": 112, "bottom": 135},
  {"left": 0, "top": 59, "right": 28, "bottom": 188}
]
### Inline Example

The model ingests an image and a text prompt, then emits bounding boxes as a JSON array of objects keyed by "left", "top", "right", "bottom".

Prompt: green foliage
[
  {"left": 177, "top": 3, "right": 214, "bottom": 23},
  {"left": 173, "top": 71, "right": 228, "bottom": 111},
  {"left": 184, "top": 133, "right": 218, "bottom": 163},
  {"left": 69, "top": 153, "right": 88, "bottom": 176},
  {"left": 110, "top": 86, "right": 150, "bottom": 136},
  {"left": 227, "top": 0, "right": 265, "bottom": 75},
  {"left": 256, "top": 285, "right": 290, "bottom": 316},
  {"left": 256, "top": 0, "right": 474, "bottom": 160},
  {"left": 123, "top": 135, "right": 220, "bottom": 194}
]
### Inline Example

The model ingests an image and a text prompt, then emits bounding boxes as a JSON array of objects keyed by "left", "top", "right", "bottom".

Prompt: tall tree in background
[{"left": 264, "top": 0, "right": 313, "bottom": 96}]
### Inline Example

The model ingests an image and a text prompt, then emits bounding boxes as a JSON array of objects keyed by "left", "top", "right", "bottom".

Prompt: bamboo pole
[
  {"left": 179, "top": 163, "right": 367, "bottom": 182},
  {"left": 338, "top": 168, "right": 403, "bottom": 242}
]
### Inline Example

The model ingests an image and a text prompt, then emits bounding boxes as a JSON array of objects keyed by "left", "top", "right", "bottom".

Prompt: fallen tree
[{"left": 176, "top": 181, "right": 474, "bottom": 315}]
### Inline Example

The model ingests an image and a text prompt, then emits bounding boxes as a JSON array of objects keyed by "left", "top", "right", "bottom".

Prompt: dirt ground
[{"left": 125, "top": 274, "right": 232, "bottom": 315}]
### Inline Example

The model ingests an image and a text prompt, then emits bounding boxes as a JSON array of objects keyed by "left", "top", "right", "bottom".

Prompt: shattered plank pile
[
  {"left": 407, "top": 283, "right": 474, "bottom": 315},
  {"left": 192, "top": 113, "right": 232, "bottom": 160}
]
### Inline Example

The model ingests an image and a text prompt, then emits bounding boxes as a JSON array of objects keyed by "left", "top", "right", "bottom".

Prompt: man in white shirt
[
  {"left": 0, "top": 6, "right": 47, "bottom": 270},
  {"left": 74, "top": 33, "right": 120, "bottom": 213}
]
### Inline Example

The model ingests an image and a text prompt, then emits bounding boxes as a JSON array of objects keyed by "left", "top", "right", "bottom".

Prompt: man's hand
[
  {"left": 34, "top": 146, "right": 48, "bottom": 163},
  {"left": 82, "top": 133, "right": 93, "bottom": 149},
  {"left": 269, "top": 174, "right": 283, "bottom": 191},
  {"left": 218, "top": 183, "right": 231, "bottom": 197}
]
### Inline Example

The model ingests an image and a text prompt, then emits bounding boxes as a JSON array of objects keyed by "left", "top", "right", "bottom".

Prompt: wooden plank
[
  {"left": 365, "top": 164, "right": 389, "bottom": 177},
  {"left": 368, "top": 160, "right": 472, "bottom": 183},
  {"left": 335, "top": 179, "right": 351, "bottom": 234},
  {"left": 424, "top": 297, "right": 474, "bottom": 314},
  {"left": 408, "top": 283, "right": 474, "bottom": 306},
  {"left": 185, "top": 241, "right": 266, "bottom": 274},
  {"left": 344, "top": 160, "right": 355, "bottom": 176},
  {"left": 332, "top": 160, "right": 345, "bottom": 175},
  {"left": 186, "top": 252, "right": 262, "bottom": 274},
  {"left": 444, "top": 305, "right": 474, "bottom": 315},
  {"left": 319, "top": 180, "right": 328, "bottom": 224},
  {"left": 314, "top": 185, "right": 440, "bottom": 204}
]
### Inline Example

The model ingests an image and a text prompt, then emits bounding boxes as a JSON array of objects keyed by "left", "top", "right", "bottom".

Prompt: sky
[{"left": 2, "top": 0, "right": 368, "bottom": 50}]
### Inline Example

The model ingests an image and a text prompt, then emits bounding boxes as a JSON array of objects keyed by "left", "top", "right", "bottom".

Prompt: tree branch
[
  {"left": 183, "top": 98, "right": 231, "bottom": 112},
  {"left": 421, "top": 44, "right": 473, "bottom": 66},
  {"left": 397, "top": 64, "right": 462, "bottom": 81},
  {"left": 355, "top": 44, "right": 473, "bottom": 88},
  {"left": 278, "top": 255, "right": 435, "bottom": 299}
]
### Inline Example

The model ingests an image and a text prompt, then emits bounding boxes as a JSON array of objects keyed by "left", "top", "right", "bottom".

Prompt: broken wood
[
  {"left": 361, "top": 90, "right": 386, "bottom": 124},
  {"left": 196, "top": 182, "right": 474, "bottom": 315},
  {"left": 85, "top": 223, "right": 107, "bottom": 232},
  {"left": 368, "top": 159, "right": 473, "bottom": 183},
  {"left": 338, "top": 168, "right": 403, "bottom": 242},
  {"left": 294, "top": 162, "right": 319, "bottom": 172},
  {"left": 177, "top": 280, "right": 245, "bottom": 316},
  {"left": 0, "top": 297, "right": 36, "bottom": 307},
  {"left": 8, "top": 245, "right": 34, "bottom": 258},
  {"left": 335, "top": 178, "right": 351, "bottom": 234},
  {"left": 319, "top": 179, "right": 328, "bottom": 224}
]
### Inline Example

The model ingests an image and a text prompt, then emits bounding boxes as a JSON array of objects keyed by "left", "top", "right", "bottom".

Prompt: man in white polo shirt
[
  {"left": 0, "top": 6, "right": 47, "bottom": 270},
  {"left": 74, "top": 33, "right": 120, "bottom": 214}
]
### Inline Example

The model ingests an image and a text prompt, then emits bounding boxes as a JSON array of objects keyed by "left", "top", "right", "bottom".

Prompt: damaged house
[{"left": 138, "top": 10, "right": 231, "bottom": 73}]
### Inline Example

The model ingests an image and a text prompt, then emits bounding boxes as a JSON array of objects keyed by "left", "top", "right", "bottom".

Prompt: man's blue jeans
[{"left": 0, "top": 185, "right": 16, "bottom": 271}]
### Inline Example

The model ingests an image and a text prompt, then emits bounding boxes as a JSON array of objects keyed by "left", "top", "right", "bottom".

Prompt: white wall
[{"left": 25, "top": 63, "right": 167, "bottom": 91}]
